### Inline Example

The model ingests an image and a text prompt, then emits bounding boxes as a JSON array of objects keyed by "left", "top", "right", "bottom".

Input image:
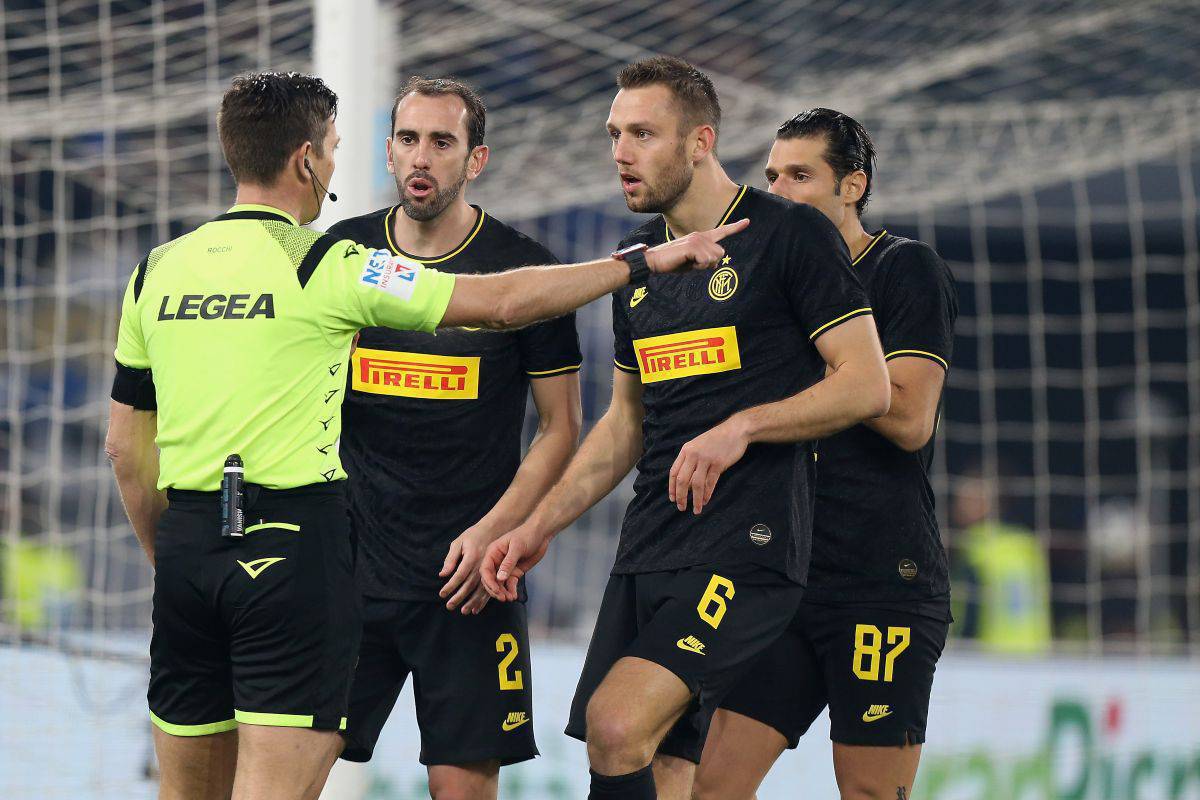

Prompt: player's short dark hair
[
  {"left": 218, "top": 72, "right": 338, "bottom": 186},
  {"left": 391, "top": 76, "right": 487, "bottom": 150},
  {"left": 777, "top": 108, "right": 876, "bottom": 217},
  {"left": 617, "top": 56, "right": 721, "bottom": 136}
]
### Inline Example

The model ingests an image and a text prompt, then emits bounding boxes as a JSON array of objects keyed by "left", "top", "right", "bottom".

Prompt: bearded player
[
  {"left": 326, "top": 77, "right": 582, "bottom": 799},
  {"left": 482, "top": 61, "right": 892, "bottom": 800}
]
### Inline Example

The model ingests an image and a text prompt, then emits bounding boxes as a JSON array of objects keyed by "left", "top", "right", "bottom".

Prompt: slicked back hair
[
  {"left": 777, "top": 108, "right": 876, "bottom": 216},
  {"left": 391, "top": 76, "right": 487, "bottom": 150},
  {"left": 617, "top": 56, "right": 721, "bottom": 137},
  {"left": 218, "top": 72, "right": 338, "bottom": 185}
]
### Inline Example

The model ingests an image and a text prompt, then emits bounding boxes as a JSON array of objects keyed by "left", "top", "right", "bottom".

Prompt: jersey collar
[
  {"left": 664, "top": 184, "right": 748, "bottom": 242},
  {"left": 216, "top": 204, "right": 300, "bottom": 226},
  {"left": 383, "top": 204, "right": 486, "bottom": 264},
  {"left": 852, "top": 229, "right": 887, "bottom": 266}
]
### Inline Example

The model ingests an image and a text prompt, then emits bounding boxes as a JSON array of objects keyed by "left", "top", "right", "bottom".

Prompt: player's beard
[
  {"left": 625, "top": 143, "right": 694, "bottom": 214},
  {"left": 398, "top": 161, "right": 468, "bottom": 222}
]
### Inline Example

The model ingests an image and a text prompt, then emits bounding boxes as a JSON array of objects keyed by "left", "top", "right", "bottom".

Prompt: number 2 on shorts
[
  {"left": 697, "top": 574, "right": 735, "bottom": 629},
  {"left": 496, "top": 633, "right": 523, "bottom": 690},
  {"left": 852, "top": 624, "right": 911, "bottom": 682}
]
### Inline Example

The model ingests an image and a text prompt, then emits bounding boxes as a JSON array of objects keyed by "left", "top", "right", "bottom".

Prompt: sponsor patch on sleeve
[{"left": 359, "top": 249, "right": 420, "bottom": 301}]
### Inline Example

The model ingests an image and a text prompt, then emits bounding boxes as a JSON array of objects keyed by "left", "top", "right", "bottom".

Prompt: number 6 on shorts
[{"left": 697, "top": 574, "right": 735, "bottom": 629}]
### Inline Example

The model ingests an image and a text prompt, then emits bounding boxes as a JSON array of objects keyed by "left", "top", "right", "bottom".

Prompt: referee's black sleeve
[{"left": 112, "top": 360, "right": 158, "bottom": 410}]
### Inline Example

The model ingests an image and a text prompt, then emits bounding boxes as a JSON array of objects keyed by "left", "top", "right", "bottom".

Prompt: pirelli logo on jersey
[
  {"left": 352, "top": 347, "right": 480, "bottom": 399},
  {"left": 633, "top": 326, "right": 741, "bottom": 384}
]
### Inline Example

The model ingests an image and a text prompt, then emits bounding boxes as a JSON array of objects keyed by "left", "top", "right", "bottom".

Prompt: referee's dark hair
[
  {"left": 392, "top": 76, "right": 487, "bottom": 151},
  {"left": 618, "top": 56, "right": 721, "bottom": 137},
  {"left": 218, "top": 72, "right": 339, "bottom": 186},
  {"left": 777, "top": 108, "right": 876, "bottom": 217}
]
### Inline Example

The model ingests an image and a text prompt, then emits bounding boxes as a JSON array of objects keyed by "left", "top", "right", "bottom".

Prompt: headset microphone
[{"left": 304, "top": 159, "right": 338, "bottom": 202}]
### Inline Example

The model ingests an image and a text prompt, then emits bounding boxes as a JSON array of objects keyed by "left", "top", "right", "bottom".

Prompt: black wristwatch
[{"left": 611, "top": 243, "right": 651, "bottom": 285}]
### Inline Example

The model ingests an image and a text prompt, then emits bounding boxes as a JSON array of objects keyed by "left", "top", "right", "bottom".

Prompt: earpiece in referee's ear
[{"left": 303, "top": 157, "right": 337, "bottom": 202}]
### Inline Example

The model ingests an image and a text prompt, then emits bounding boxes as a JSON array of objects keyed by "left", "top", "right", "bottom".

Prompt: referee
[{"left": 104, "top": 72, "right": 744, "bottom": 800}]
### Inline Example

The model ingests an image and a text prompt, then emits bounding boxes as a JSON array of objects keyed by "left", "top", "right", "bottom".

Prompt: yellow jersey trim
[
  {"left": 665, "top": 185, "right": 748, "bottom": 241},
  {"left": 886, "top": 349, "right": 949, "bottom": 370},
  {"left": 852, "top": 229, "right": 887, "bottom": 266},
  {"left": 613, "top": 358, "right": 640, "bottom": 373},
  {"left": 809, "top": 307, "right": 873, "bottom": 340},
  {"left": 384, "top": 205, "right": 487, "bottom": 264},
  {"left": 150, "top": 711, "right": 238, "bottom": 737},
  {"left": 526, "top": 363, "right": 582, "bottom": 377}
]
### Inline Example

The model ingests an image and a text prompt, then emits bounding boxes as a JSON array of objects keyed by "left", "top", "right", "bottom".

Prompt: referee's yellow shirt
[{"left": 114, "top": 204, "right": 456, "bottom": 491}]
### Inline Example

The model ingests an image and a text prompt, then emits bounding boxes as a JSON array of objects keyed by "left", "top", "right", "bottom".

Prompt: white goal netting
[{"left": 2, "top": 1, "right": 1198, "bottom": 796}]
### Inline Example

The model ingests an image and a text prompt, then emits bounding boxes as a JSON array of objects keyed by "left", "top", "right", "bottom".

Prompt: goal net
[{"left": 2, "top": 1, "right": 1198, "bottom": 797}]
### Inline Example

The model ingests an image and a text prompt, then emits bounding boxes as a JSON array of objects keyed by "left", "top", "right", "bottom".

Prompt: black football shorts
[
  {"left": 340, "top": 596, "right": 538, "bottom": 766},
  {"left": 565, "top": 563, "right": 803, "bottom": 763},
  {"left": 719, "top": 600, "right": 948, "bottom": 747},
  {"left": 149, "top": 483, "right": 359, "bottom": 735}
]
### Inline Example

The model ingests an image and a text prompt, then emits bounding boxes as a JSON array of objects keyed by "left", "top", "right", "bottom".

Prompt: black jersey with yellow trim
[
  {"left": 610, "top": 186, "right": 871, "bottom": 584},
  {"left": 326, "top": 205, "right": 581, "bottom": 602},
  {"left": 808, "top": 231, "right": 958, "bottom": 617}
]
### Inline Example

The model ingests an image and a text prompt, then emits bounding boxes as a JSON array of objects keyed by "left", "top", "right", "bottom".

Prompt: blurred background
[{"left": 1, "top": 1, "right": 1198, "bottom": 797}]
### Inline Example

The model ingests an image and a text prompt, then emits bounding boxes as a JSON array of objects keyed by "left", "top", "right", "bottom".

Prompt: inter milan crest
[{"left": 708, "top": 264, "right": 738, "bottom": 301}]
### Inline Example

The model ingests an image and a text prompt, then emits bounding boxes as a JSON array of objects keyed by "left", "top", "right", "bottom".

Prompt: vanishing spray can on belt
[{"left": 221, "top": 454, "right": 245, "bottom": 537}]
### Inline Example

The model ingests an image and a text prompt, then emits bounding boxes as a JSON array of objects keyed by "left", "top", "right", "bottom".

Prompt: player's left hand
[
  {"left": 669, "top": 418, "right": 750, "bottom": 514},
  {"left": 439, "top": 523, "right": 500, "bottom": 614}
]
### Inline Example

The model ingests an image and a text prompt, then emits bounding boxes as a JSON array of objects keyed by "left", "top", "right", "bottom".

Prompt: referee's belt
[{"left": 167, "top": 482, "right": 344, "bottom": 505}]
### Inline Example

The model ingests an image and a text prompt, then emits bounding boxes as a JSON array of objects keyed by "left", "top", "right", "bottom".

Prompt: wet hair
[{"left": 777, "top": 108, "right": 876, "bottom": 216}]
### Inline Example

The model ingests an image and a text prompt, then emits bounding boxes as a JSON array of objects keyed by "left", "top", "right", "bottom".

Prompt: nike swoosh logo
[
  {"left": 676, "top": 638, "right": 706, "bottom": 655},
  {"left": 321, "top": 469, "right": 336, "bottom": 482},
  {"left": 324, "top": 389, "right": 339, "bottom": 403},
  {"left": 630, "top": 288, "right": 648, "bottom": 308},
  {"left": 329, "top": 363, "right": 341, "bottom": 376},
  {"left": 501, "top": 717, "right": 530, "bottom": 732},
  {"left": 862, "top": 709, "right": 893, "bottom": 723},
  {"left": 319, "top": 416, "right": 335, "bottom": 430},
  {"left": 316, "top": 443, "right": 333, "bottom": 455}
]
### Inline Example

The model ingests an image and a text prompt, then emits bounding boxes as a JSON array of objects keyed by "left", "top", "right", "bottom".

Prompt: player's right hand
[
  {"left": 644, "top": 218, "right": 749, "bottom": 273},
  {"left": 480, "top": 524, "right": 551, "bottom": 602}
]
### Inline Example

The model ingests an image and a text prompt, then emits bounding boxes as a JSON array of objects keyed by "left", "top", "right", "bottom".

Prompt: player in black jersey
[
  {"left": 326, "top": 78, "right": 583, "bottom": 798},
  {"left": 481, "top": 60, "right": 891, "bottom": 800},
  {"left": 692, "top": 109, "right": 958, "bottom": 800}
]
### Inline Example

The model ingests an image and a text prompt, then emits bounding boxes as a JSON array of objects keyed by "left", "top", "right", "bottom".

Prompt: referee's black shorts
[{"left": 148, "top": 482, "right": 360, "bottom": 736}]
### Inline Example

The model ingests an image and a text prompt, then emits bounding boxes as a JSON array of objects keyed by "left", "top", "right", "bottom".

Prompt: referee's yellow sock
[{"left": 588, "top": 765, "right": 655, "bottom": 799}]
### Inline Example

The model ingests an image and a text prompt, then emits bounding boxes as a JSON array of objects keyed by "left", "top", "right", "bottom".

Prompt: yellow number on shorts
[
  {"left": 697, "top": 574, "right": 735, "bottom": 629},
  {"left": 496, "top": 633, "right": 523, "bottom": 690},
  {"left": 852, "top": 624, "right": 911, "bottom": 682},
  {"left": 852, "top": 624, "right": 883, "bottom": 680},
  {"left": 884, "top": 626, "right": 910, "bottom": 682}
]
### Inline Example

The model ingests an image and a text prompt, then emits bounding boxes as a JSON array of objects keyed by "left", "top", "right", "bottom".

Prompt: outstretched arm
[{"left": 440, "top": 219, "right": 748, "bottom": 329}]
